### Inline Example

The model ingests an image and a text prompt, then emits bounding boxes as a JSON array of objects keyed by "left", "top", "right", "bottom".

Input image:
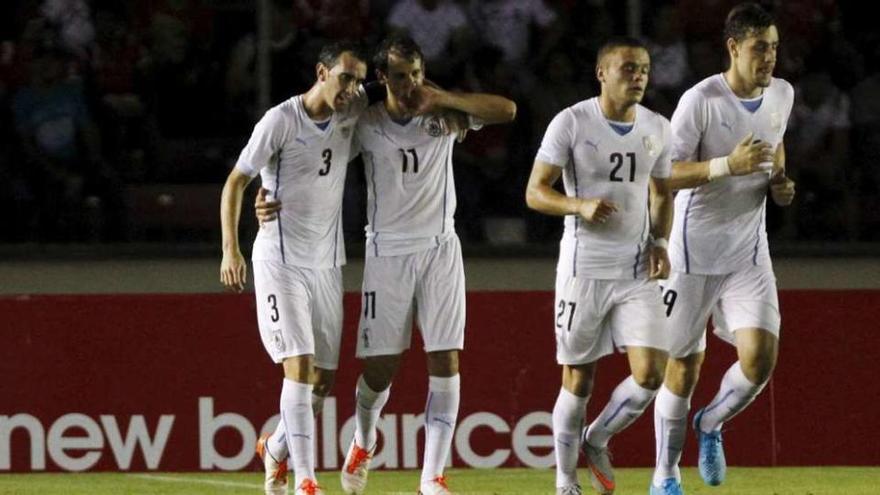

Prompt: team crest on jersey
[
  {"left": 643, "top": 134, "right": 661, "bottom": 157},
  {"left": 272, "top": 330, "right": 285, "bottom": 353},
  {"left": 423, "top": 116, "right": 445, "bottom": 137},
  {"left": 341, "top": 126, "right": 351, "bottom": 138}
]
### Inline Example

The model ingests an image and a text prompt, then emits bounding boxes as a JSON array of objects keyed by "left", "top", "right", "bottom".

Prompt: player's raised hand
[
  {"left": 648, "top": 245, "right": 671, "bottom": 280},
  {"left": 220, "top": 251, "right": 247, "bottom": 292},
  {"left": 577, "top": 198, "right": 618, "bottom": 224},
  {"left": 255, "top": 187, "right": 281, "bottom": 225},
  {"left": 770, "top": 175, "right": 796, "bottom": 206},
  {"left": 728, "top": 133, "right": 775, "bottom": 175}
]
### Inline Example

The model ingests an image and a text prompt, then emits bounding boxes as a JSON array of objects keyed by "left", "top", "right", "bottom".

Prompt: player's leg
[
  {"left": 652, "top": 352, "right": 702, "bottom": 494},
  {"left": 690, "top": 329, "right": 776, "bottom": 487},
  {"left": 340, "top": 354, "right": 401, "bottom": 495},
  {"left": 260, "top": 266, "right": 342, "bottom": 475},
  {"left": 343, "top": 254, "right": 415, "bottom": 494},
  {"left": 696, "top": 328, "right": 777, "bottom": 432},
  {"left": 691, "top": 267, "right": 780, "bottom": 486},
  {"left": 651, "top": 273, "right": 717, "bottom": 493},
  {"left": 253, "top": 262, "right": 322, "bottom": 493},
  {"left": 552, "top": 275, "right": 613, "bottom": 493},
  {"left": 698, "top": 268, "right": 780, "bottom": 430},
  {"left": 582, "top": 346, "right": 665, "bottom": 492},
  {"left": 555, "top": 363, "right": 595, "bottom": 493},
  {"left": 311, "top": 266, "right": 345, "bottom": 418},
  {"left": 415, "top": 236, "right": 465, "bottom": 494},
  {"left": 583, "top": 280, "right": 668, "bottom": 494},
  {"left": 281, "top": 355, "right": 321, "bottom": 493}
]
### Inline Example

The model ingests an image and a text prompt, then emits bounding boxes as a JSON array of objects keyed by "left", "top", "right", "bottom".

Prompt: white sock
[
  {"left": 552, "top": 387, "right": 588, "bottom": 488},
  {"left": 652, "top": 385, "right": 690, "bottom": 486},
  {"left": 354, "top": 375, "right": 390, "bottom": 450},
  {"left": 268, "top": 419, "right": 289, "bottom": 462},
  {"left": 698, "top": 362, "right": 766, "bottom": 432},
  {"left": 421, "top": 374, "right": 461, "bottom": 483},
  {"left": 585, "top": 376, "right": 657, "bottom": 448},
  {"left": 281, "top": 379, "right": 315, "bottom": 487},
  {"left": 266, "top": 392, "right": 327, "bottom": 462},
  {"left": 312, "top": 393, "right": 326, "bottom": 418}
]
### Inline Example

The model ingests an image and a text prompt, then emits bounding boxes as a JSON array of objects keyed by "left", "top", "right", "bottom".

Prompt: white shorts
[
  {"left": 555, "top": 273, "right": 668, "bottom": 365},
  {"left": 356, "top": 235, "right": 465, "bottom": 357},
  {"left": 253, "top": 261, "right": 343, "bottom": 369},
  {"left": 661, "top": 265, "right": 781, "bottom": 358}
]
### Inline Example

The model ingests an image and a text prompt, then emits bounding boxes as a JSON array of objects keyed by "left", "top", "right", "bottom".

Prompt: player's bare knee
[
  {"left": 665, "top": 354, "right": 703, "bottom": 395},
  {"left": 739, "top": 356, "right": 775, "bottom": 385},
  {"left": 362, "top": 354, "right": 401, "bottom": 391},
  {"left": 562, "top": 364, "right": 595, "bottom": 397},
  {"left": 737, "top": 332, "right": 778, "bottom": 384},
  {"left": 282, "top": 355, "right": 313, "bottom": 383},
  {"left": 312, "top": 368, "right": 336, "bottom": 397},
  {"left": 630, "top": 349, "right": 668, "bottom": 390},
  {"left": 633, "top": 368, "right": 665, "bottom": 390},
  {"left": 427, "top": 349, "right": 459, "bottom": 377}
]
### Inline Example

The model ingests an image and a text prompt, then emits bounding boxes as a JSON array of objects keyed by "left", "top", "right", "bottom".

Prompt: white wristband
[
  {"left": 708, "top": 156, "right": 731, "bottom": 180},
  {"left": 652, "top": 237, "right": 668, "bottom": 249}
]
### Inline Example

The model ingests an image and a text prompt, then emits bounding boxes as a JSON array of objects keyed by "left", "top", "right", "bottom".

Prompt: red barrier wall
[{"left": 2, "top": 291, "right": 878, "bottom": 472}]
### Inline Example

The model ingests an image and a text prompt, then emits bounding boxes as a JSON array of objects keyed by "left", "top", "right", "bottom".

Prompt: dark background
[{"left": 1, "top": 0, "right": 877, "bottom": 256}]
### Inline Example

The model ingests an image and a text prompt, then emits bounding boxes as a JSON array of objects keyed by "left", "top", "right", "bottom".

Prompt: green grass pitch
[{"left": 1, "top": 467, "right": 877, "bottom": 494}]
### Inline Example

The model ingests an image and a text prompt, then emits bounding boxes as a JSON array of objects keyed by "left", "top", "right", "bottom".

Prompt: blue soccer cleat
[
  {"left": 693, "top": 408, "right": 726, "bottom": 486},
  {"left": 649, "top": 478, "right": 683, "bottom": 495}
]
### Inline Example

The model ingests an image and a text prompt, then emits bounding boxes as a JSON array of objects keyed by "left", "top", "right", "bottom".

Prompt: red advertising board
[{"left": 1, "top": 291, "right": 878, "bottom": 472}]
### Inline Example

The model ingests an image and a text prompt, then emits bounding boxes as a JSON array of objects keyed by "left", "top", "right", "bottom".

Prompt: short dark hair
[
  {"left": 724, "top": 2, "right": 775, "bottom": 44},
  {"left": 317, "top": 41, "right": 367, "bottom": 69},
  {"left": 596, "top": 37, "right": 648, "bottom": 67},
  {"left": 373, "top": 34, "right": 424, "bottom": 73}
]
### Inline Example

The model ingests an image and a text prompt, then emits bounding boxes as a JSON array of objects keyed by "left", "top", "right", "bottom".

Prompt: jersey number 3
[
  {"left": 319, "top": 148, "right": 332, "bottom": 176},
  {"left": 610, "top": 152, "right": 636, "bottom": 182}
]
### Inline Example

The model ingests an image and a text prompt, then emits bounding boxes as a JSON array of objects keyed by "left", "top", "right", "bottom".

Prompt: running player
[
  {"left": 650, "top": 4, "right": 795, "bottom": 494},
  {"left": 525, "top": 37, "right": 674, "bottom": 495}
]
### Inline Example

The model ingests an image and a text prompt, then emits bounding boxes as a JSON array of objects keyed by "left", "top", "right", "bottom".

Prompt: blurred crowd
[{"left": 1, "top": 0, "right": 879, "bottom": 246}]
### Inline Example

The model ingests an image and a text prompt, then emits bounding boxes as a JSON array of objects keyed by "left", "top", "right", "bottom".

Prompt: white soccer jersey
[
  {"left": 235, "top": 89, "right": 368, "bottom": 268},
  {"left": 668, "top": 74, "right": 794, "bottom": 275},
  {"left": 357, "top": 104, "right": 476, "bottom": 257},
  {"left": 536, "top": 98, "right": 672, "bottom": 280}
]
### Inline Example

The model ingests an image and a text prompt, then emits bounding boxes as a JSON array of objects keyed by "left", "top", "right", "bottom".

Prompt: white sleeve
[
  {"left": 778, "top": 80, "right": 795, "bottom": 137},
  {"left": 670, "top": 88, "right": 704, "bottom": 162},
  {"left": 235, "top": 107, "right": 290, "bottom": 177},
  {"left": 350, "top": 127, "right": 363, "bottom": 159},
  {"left": 535, "top": 109, "right": 575, "bottom": 167},
  {"left": 651, "top": 119, "right": 673, "bottom": 179}
]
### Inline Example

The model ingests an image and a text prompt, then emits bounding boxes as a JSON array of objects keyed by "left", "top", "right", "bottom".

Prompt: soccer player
[
  {"left": 525, "top": 37, "right": 674, "bottom": 495},
  {"left": 220, "top": 42, "right": 380, "bottom": 495},
  {"left": 650, "top": 4, "right": 796, "bottom": 495},
  {"left": 339, "top": 34, "right": 516, "bottom": 495}
]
